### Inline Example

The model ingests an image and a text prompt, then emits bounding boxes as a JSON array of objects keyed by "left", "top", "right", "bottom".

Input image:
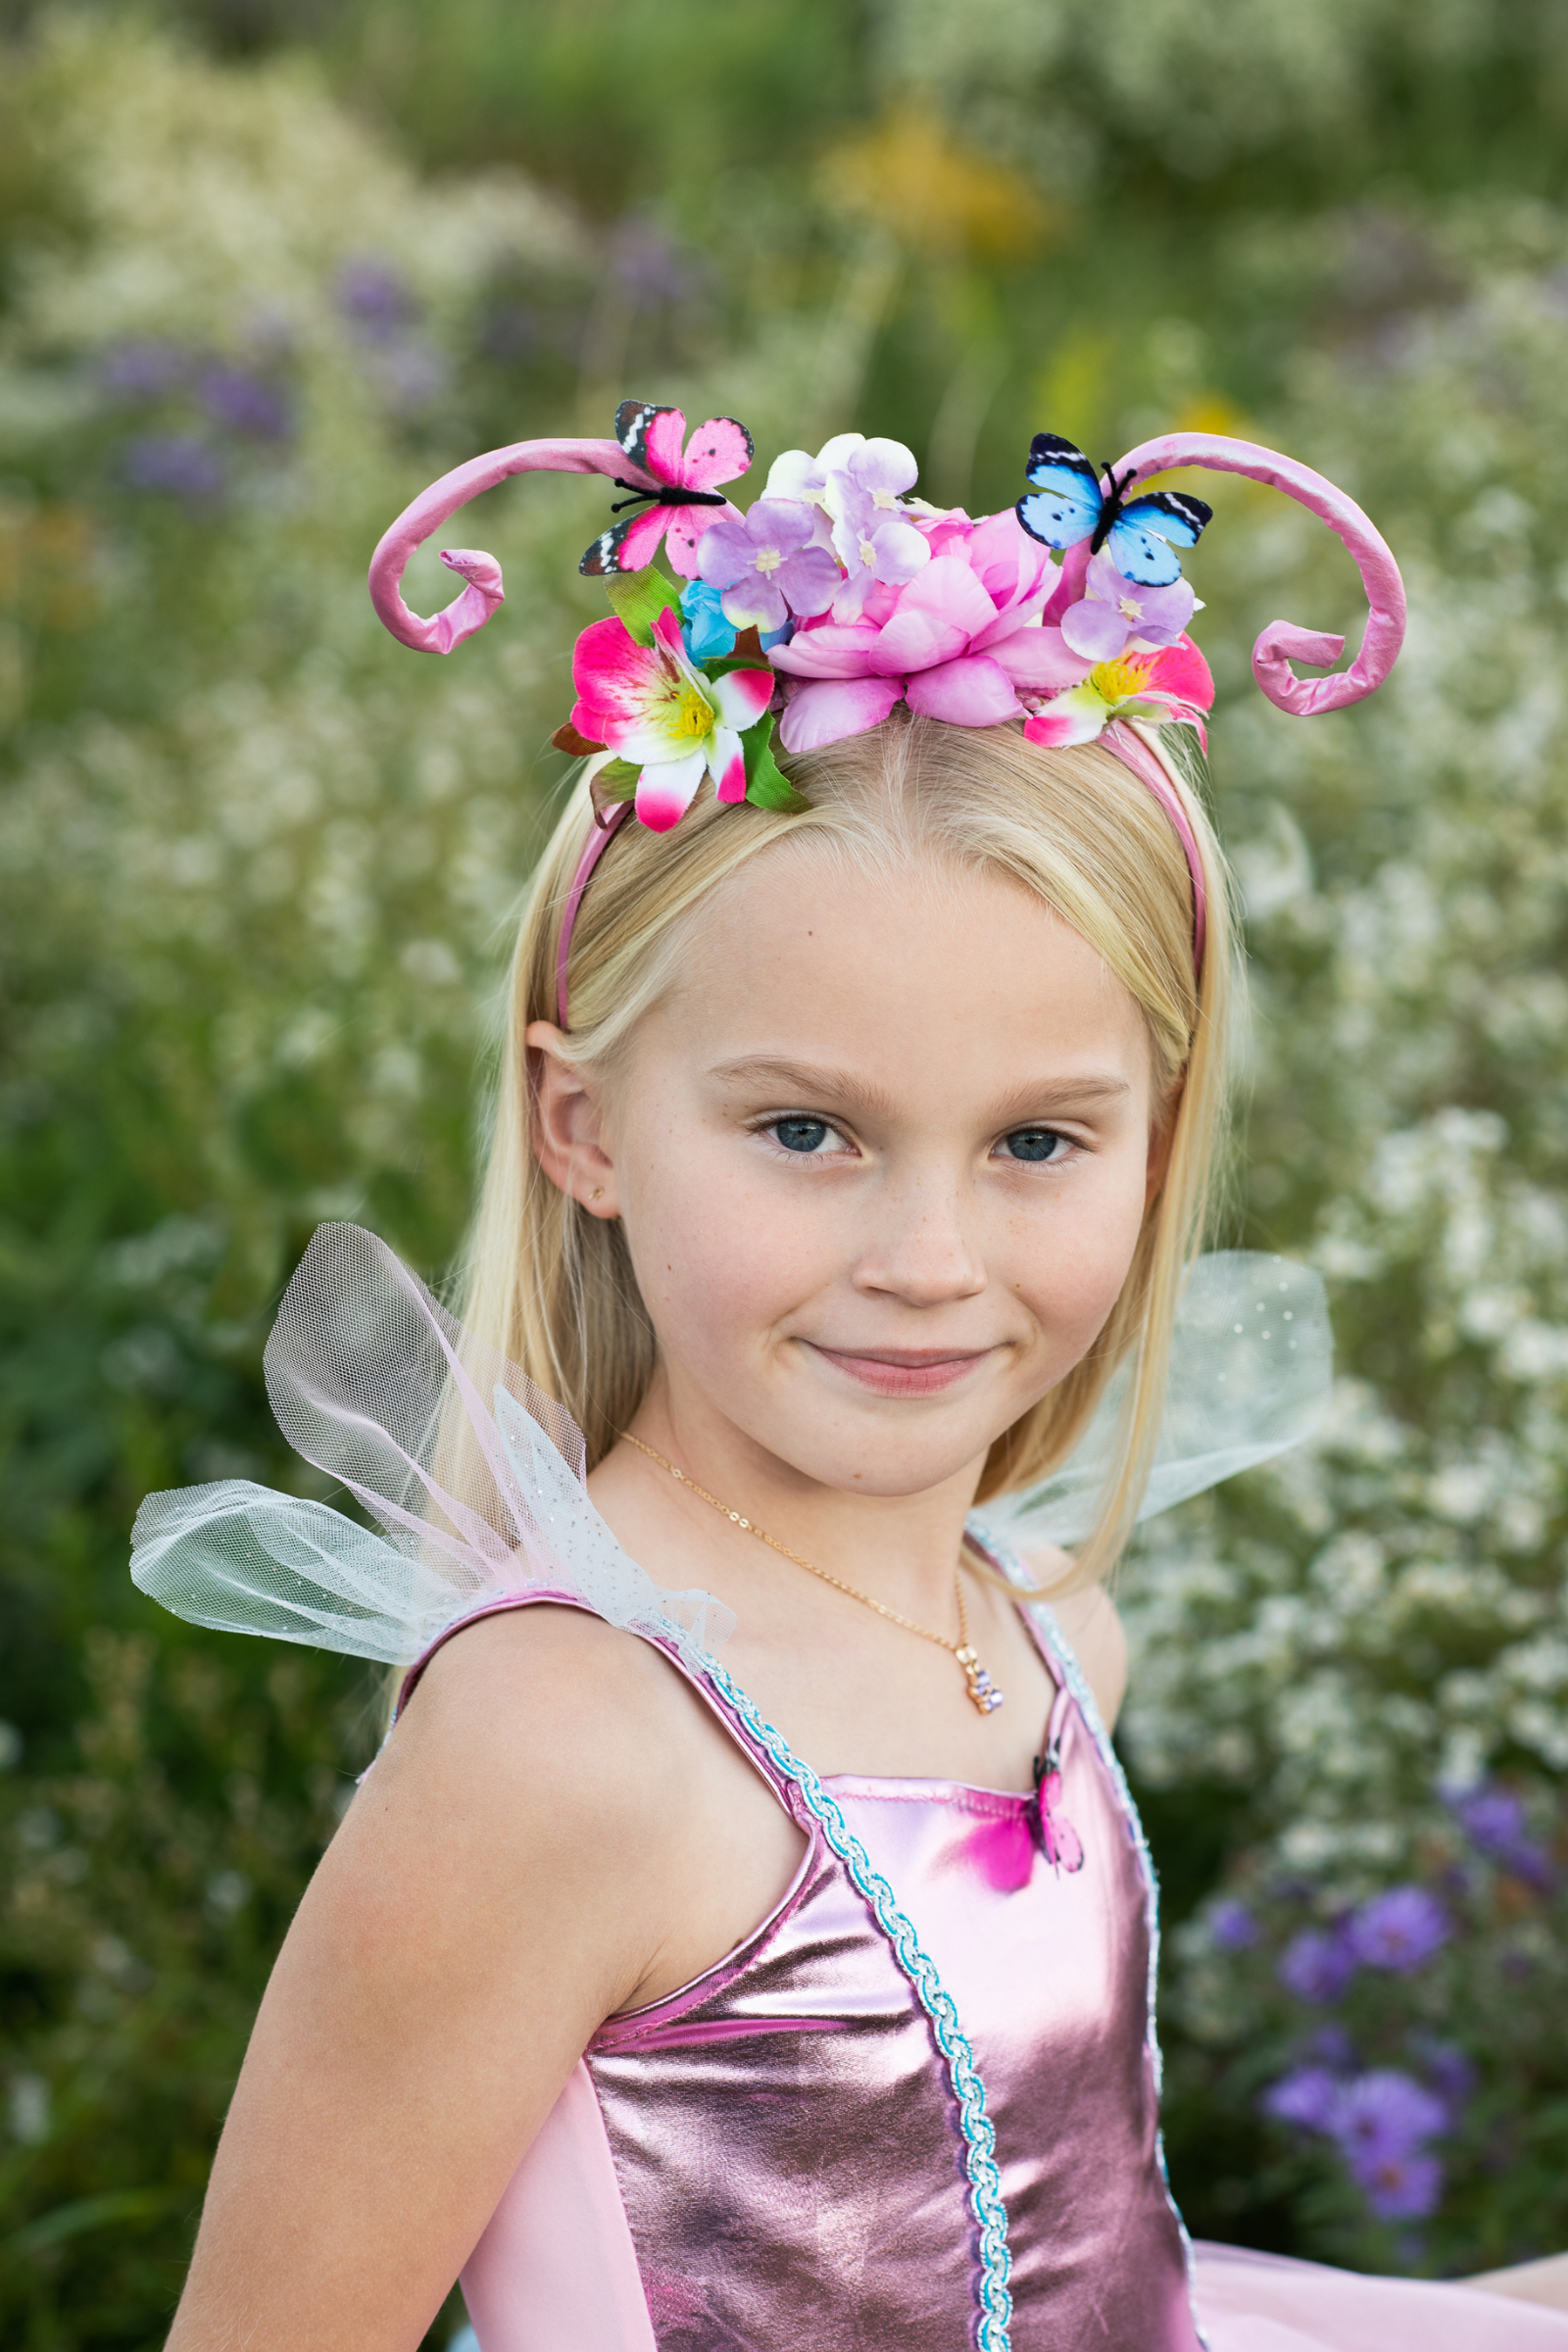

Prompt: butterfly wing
[
  {"left": 677, "top": 416, "right": 755, "bottom": 493},
  {"left": 1107, "top": 489, "right": 1213, "bottom": 586},
  {"left": 1016, "top": 431, "right": 1103, "bottom": 551},
  {"left": 614, "top": 400, "right": 689, "bottom": 484},
  {"left": 661, "top": 500, "right": 738, "bottom": 580},
  {"left": 1034, "top": 1763, "right": 1086, "bottom": 1874},
  {"left": 579, "top": 505, "right": 670, "bottom": 577}
]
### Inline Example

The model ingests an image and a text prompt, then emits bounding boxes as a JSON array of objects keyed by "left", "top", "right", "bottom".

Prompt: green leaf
[
  {"left": 593, "top": 759, "right": 641, "bottom": 797},
  {"left": 743, "top": 712, "right": 810, "bottom": 813},
  {"left": 603, "top": 566, "right": 681, "bottom": 647}
]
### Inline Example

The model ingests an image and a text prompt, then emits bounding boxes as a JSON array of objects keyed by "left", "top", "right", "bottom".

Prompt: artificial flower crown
[
  {"left": 368, "top": 397, "right": 1406, "bottom": 1011},
  {"left": 548, "top": 401, "right": 1224, "bottom": 837}
]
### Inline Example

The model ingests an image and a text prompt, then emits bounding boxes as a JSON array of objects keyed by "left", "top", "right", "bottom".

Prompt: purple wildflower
[
  {"left": 122, "top": 434, "right": 225, "bottom": 502},
  {"left": 1278, "top": 1926, "right": 1357, "bottom": 2005},
  {"left": 337, "top": 258, "right": 417, "bottom": 342},
  {"left": 1207, "top": 1899, "right": 1258, "bottom": 1950},
  {"left": 198, "top": 365, "right": 293, "bottom": 442},
  {"left": 99, "top": 338, "right": 189, "bottom": 401},
  {"left": 1331, "top": 2069, "right": 1446, "bottom": 2163},
  {"left": 1407, "top": 2034, "right": 1477, "bottom": 2126},
  {"left": 697, "top": 500, "right": 840, "bottom": 634},
  {"left": 611, "top": 219, "right": 704, "bottom": 309},
  {"left": 1348, "top": 1886, "right": 1449, "bottom": 1973},
  {"left": 1059, "top": 548, "right": 1197, "bottom": 663},
  {"left": 1263, "top": 2065, "right": 1342, "bottom": 2133},
  {"left": 1350, "top": 2147, "right": 1445, "bottom": 2222},
  {"left": 1449, "top": 1786, "right": 1553, "bottom": 1887}
]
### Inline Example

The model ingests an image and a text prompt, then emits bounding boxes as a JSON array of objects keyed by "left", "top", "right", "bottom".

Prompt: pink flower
[
  {"left": 570, "top": 606, "right": 773, "bottom": 831},
  {"left": 771, "top": 510, "right": 1092, "bottom": 754},
  {"left": 1058, "top": 548, "right": 1198, "bottom": 662},
  {"left": 1022, "top": 637, "right": 1214, "bottom": 750}
]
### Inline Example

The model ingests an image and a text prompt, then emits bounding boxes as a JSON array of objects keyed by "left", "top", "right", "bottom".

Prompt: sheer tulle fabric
[
  {"left": 130, "top": 1222, "right": 735, "bottom": 1670},
  {"left": 131, "top": 1226, "right": 1331, "bottom": 1668}
]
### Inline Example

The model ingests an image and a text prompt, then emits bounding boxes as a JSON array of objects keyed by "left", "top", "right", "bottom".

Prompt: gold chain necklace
[{"left": 620, "top": 1431, "right": 1004, "bottom": 1717}]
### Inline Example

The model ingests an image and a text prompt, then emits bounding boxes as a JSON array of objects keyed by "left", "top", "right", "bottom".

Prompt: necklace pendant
[{"left": 956, "top": 1643, "right": 1005, "bottom": 1716}]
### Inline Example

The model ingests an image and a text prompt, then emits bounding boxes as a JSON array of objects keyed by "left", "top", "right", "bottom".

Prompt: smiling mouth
[{"left": 806, "top": 1344, "right": 995, "bottom": 1398}]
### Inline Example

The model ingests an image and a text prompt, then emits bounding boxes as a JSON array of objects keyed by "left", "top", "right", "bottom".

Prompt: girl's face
[{"left": 532, "top": 849, "right": 1167, "bottom": 1502}]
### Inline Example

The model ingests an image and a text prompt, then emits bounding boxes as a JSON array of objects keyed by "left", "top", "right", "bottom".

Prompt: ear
[
  {"left": 523, "top": 1021, "right": 620, "bottom": 1219},
  {"left": 1145, "top": 1083, "right": 1181, "bottom": 1209}
]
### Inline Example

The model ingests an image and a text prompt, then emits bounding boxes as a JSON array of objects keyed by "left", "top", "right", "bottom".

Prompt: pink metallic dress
[
  {"left": 126, "top": 1229, "right": 1565, "bottom": 2352},
  {"left": 440, "top": 1578, "right": 1561, "bottom": 2352}
]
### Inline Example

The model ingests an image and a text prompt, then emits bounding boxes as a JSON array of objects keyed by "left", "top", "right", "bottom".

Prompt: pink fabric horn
[
  {"left": 1106, "top": 433, "right": 1406, "bottom": 716},
  {"left": 368, "top": 438, "right": 658, "bottom": 656}
]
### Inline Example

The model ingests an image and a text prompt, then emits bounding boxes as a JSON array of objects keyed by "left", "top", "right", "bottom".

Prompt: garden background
[{"left": 3, "top": 1, "right": 1568, "bottom": 2343}]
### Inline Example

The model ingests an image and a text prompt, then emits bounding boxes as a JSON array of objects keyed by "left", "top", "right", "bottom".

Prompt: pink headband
[{"left": 368, "top": 407, "right": 1406, "bottom": 1028}]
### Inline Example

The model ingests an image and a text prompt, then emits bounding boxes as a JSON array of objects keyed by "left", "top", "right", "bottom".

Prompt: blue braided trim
[
  {"left": 966, "top": 1514, "right": 1209, "bottom": 2348},
  {"left": 702, "top": 1657, "right": 1013, "bottom": 2352}
]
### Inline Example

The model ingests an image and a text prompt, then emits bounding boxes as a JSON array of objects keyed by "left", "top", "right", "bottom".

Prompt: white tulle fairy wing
[
  {"left": 130, "top": 1223, "right": 735, "bottom": 1672},
  {"left": 980, "top": 1251, "right": 1332, "bottom": 1550}
]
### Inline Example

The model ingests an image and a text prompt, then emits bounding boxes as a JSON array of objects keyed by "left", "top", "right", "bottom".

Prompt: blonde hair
[{"left": 458, "top": 712, "right": 1241, "bottom": 1585}]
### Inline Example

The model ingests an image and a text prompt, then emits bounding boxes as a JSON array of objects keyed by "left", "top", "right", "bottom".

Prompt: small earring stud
[{"left": 590, "top": 1186, "right": 605, "bottom": 1202}]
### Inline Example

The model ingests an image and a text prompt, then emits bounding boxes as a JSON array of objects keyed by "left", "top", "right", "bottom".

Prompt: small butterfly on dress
[
  {"left": 1016, "top": 431, "right": 1213, "bottom": 588},
  {"left": 580, "top": 400, "right": 755, "bottom": 579},
  {"left": 1028, "top": 1745, "right": 1084, "bottom": 1874}
]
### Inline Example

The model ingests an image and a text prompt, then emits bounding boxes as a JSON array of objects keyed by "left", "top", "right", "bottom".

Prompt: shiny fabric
[{"left": 458, "top": 1596, "right": 1568, "bottom": 2352}]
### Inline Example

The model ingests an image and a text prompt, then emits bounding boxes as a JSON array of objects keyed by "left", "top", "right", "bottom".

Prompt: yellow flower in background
[{"left": 820, "top": 110, "right": 1056, "bottom": 260}]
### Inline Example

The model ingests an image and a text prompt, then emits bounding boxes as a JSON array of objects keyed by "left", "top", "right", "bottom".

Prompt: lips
[{"left": 807, "top": 1344, "right": 994, "bottom": 1398}]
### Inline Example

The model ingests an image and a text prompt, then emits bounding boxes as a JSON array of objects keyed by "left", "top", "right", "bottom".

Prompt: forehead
[{"left": 651, "top": 843, "right": 1152, "bottom": 1096}]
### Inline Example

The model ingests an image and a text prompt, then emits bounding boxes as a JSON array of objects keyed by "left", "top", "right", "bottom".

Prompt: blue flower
[{"left": 679, "top": 577, "right": 792, "bottom": 663}]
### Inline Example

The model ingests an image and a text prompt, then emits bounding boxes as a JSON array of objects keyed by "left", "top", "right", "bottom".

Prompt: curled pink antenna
[
  {"left": 1107, "top": 433, "right": 1406, "bottom": 715},
  {"left": 368, "top": 438, "right": 657, "bottom": 656}
]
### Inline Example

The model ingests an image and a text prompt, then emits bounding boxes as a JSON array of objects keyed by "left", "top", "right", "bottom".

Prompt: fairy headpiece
[{"left": 368, "top": 399, "right": 1406, "bottom": 1021}]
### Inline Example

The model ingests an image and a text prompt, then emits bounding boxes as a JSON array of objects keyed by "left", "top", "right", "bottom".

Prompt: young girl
[{"left": 133, "top": 406, "right": 1568, "bottom": 2348}]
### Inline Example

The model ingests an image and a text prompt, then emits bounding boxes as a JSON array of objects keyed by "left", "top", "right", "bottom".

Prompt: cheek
[
  {"left": 617, "top": 1132, "right": 837, "bottom": 1368},
  {"left": 1009, "top": 1157, "right": 1152, "bottom": 1361}
]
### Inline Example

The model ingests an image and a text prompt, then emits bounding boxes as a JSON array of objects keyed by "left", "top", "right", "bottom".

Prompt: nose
[{"left": 851, "top": 1177, "right": 988, "bottom": 1308}]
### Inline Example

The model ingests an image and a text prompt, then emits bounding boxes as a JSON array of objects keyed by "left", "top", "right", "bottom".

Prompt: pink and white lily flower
[
  {"left": 569, "top": 606, "right": 774, "bottom": 832},
  {"left": 1022, "top": 637, "right": 1214, "bottom": 750}
]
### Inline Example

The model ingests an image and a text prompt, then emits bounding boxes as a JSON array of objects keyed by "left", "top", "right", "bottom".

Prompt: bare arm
[{"left": 166, "top": 1608, "right": 800, "bottom": 2352}]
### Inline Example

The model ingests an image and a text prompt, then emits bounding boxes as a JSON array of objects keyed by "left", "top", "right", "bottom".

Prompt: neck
[{"left": 603, "top": 1369, "right": 986, "bottom": 1626}]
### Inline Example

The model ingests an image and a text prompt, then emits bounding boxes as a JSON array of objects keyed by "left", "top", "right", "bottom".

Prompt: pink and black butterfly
[
  {"left": 580, "top": 400, "right": 754, "bottom": 579},
  {"left": 1028, "top": 1742, "right": 1084, "bottom": 1874}
]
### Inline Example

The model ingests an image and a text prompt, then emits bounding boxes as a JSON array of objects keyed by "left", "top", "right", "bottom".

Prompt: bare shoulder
[
  {"left": 360, "top": 1603, "right": 803, "bottom": 2013},
  {"left": 1020, "top": 1550, "right": 1129, "bottom": 1731}
]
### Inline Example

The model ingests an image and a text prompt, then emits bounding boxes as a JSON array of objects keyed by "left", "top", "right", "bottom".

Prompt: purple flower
[
  {"left": 1058, "top": 548, "right": 1196, "bottom": 662},
  {"left": 1263, "top": 2065, "right": 1342, "bottom": 2133},
  {"left": 1279, "top": 1926, "right": 1357, "bottom": 2005},
  {"left": 1348, "top": 1886, "right": 1449, "bottom": 1973},
  {"left": 122, "top": 434, "right": 225, "bottom": 502},
  {"left": 611, "top": 218, "right": 704, "bottom": 309},
  {"left": 1350, "top": 2147, "right": 1445, "bottom": 2222},
  {"left": 1331, "top": 2069, "right": 1447, "bottom": 2163},
  {"left": 829, "top": 444, "right": 930, "bottom": 620},
  {"left": 198, "top": 364, "right": 293, "bottom": 442},
  {"left": 1449, "top": 1786, "right": 1553, "bottom": 1887},
  {"left": 1207, "top": 1899, "right": 1258, "bottom": 1950},
  {"left": 697, "top": 500, "right": 840, "bottom": 633},
  {"left": 1407, "top": 2034, "right": 1477, "bottom": 2126},
  {"left": 337, "top": 258, "right": 417, "bottom": 341},
  {"left": 99, "top": 338, "right": 189, "bottom": 401}
]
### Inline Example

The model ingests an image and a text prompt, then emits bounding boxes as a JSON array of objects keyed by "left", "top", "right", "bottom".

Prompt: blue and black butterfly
[{"left": 1016, "top": 433, "right": 1212, "bottom": 587}]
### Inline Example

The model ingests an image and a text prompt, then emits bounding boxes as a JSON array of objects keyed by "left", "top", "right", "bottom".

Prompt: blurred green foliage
[{"left": 3, "top": 3, "right": 1568, "bottom": 2341}]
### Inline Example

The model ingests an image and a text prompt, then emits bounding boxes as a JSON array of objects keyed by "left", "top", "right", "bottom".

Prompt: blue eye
[
  {"left": 1002, "top": 1127, "right": 1067, "bottom": 1163},
  {"left": 774, "top": 1117, "right": 832, "bottom": 1153}
]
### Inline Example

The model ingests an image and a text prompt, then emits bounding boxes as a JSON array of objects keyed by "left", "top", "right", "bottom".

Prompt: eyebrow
[{"left": 709, "top": 1056, "right": 1134, "bottom": 1123}]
